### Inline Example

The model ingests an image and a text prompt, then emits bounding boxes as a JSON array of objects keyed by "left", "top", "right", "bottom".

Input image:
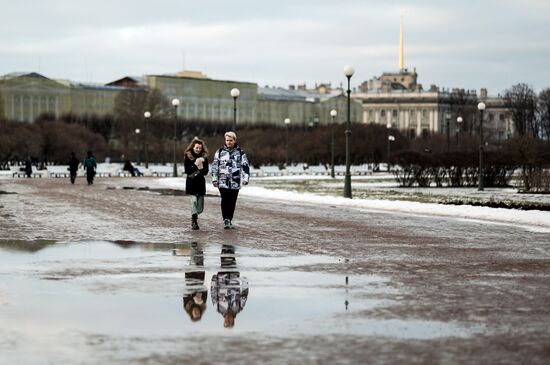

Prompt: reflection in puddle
[
  {"left": 0, "top": 239, "right": 484, "bottom": 357},
  {"left": 210, "top": 245, "right": 249, "bottom": 328},
  {"left": 182, "top": 242, "right": 207, "bottom": 322}
]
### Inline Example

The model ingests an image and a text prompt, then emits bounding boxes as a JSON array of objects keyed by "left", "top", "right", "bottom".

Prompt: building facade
[
  {"left": 145, "top": 71, "right": 258, "bottom": 124},
  {"left": 0, "top": 70, "right": 513, "bottom": 141},
  {"left": 0, "top": 72, "right": 126, "bottom": 122},
  {"left": 256, "top": 84, "right": 362, "bottom": 126},
  {"left": 354, "top": 69, "right": 514, "bottom": 141}
]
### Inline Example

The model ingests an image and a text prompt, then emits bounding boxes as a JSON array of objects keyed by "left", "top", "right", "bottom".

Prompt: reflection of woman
[
  {"left": 211, "top": 245, "right": 249, "bottom": 328},
  {"left": 183, "top": 243, "right": 207, "bottom": 322}
]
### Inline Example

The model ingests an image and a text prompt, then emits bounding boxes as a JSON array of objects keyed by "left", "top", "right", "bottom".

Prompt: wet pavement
[{"left": 1, "top": 178, "right": 550, "bottom": 364}]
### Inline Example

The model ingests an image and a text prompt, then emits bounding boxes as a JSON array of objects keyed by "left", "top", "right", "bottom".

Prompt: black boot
[{"left": 192, "top": 214, "right": 199, "bottom": 230}]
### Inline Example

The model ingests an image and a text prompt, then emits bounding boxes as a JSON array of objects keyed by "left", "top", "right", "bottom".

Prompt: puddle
[{"left": 0, "top": 239, "right": 484, "bottom": 361}]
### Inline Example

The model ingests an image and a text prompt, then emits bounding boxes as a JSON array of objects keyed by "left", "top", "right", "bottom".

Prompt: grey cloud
[{"left": 1, "top": 0, "right": 549, "bottom": 92}]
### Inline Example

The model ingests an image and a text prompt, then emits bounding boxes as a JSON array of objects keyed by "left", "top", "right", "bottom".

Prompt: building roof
[
  {"left": 106, "top": 76, "right": 146, "bottom": 87},
  {"left": 0, "top": 72, "right": 52, "bottom": 81},
  {"left": 258, "top": 86, "right": 344, "bottom": 103}
]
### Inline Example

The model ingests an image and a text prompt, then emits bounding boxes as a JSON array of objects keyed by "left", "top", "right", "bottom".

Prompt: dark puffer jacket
[{"left": 184, "top": 151, "right": 209, "bottom": 196}]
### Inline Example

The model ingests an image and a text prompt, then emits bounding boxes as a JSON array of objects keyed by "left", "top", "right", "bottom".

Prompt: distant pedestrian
[
  {"left": 24, "top": 157, "right": 32, "bottom": 178},
  {"left": 184, "top": 137, "right": 209, "bottom": 230},
  {"left": 68, "top": 152, "right": 79, "bottom": 184},
  {"left": 123, "top": 160, "right": 142, "bottom": 177},
  {"left": 211, "top": 131, "right": 250, "bottom": 229},
  {"left": 83, "top": 151, "right": 97, "bottom": 185}
]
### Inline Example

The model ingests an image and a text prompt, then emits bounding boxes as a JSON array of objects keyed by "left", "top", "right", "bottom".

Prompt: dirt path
[{"left": 1, "top": 178, "right": 550, "bottom": 364}]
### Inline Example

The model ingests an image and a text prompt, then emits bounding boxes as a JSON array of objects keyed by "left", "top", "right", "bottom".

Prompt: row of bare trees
[
  {"left": 389, "top": 137, "right": 550, "bottom": 192},
  {"left": 504, "top": 83, "right": 550, "bottom": 139},
  {"left": 1, "top": 84, "right": 549, "bottom": 192}
]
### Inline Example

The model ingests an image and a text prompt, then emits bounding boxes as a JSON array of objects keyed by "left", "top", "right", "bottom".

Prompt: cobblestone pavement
[{"left": 1, "top": 178, "right": 549, "bottom": 364}]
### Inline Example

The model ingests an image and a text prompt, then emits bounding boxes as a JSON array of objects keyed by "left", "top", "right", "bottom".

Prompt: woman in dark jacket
[{"left": 184, "top": 137, "right": 209, "bottom": 230}]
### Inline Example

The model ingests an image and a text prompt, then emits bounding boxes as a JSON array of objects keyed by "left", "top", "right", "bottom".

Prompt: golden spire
[{"left": 399, "top": 9, "right": 404, "bottom": 71}]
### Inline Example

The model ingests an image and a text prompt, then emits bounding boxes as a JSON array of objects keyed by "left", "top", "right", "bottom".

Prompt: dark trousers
[
  {"left": 70, "top": 172, "right": 77, "bottom": 184},
  {"left": 219, "top": 188, "right": 239, "bottom": 221},
  {"left": 86, "top": 167, "right": 95, "bottom": 184}
]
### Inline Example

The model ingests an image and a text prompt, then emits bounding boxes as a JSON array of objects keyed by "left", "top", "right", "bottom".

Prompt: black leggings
[{"left": 219, "top": 188, "right": 239, "bottom": 221}]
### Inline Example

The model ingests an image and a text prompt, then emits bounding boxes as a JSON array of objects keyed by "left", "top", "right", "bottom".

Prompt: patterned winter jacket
[{"left": 211, "top": 145, "right": 250, "bottom": 189}]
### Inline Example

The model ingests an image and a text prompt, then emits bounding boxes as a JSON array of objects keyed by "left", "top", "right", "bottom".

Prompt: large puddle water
[{"left": 0, "top": 239, "right": 484, "bottom": 361}]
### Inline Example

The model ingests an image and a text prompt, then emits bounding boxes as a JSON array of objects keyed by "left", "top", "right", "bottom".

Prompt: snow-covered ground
[{"left": 153, "top": 176, "right": 550, "bottom": 232}]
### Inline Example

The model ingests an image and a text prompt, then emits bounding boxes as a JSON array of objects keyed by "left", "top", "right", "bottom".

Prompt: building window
[
  {"left": 392, "top": 110, "right": 398, "bottom": 118},
  {"left": 381, "top": 110, "right": 386, "bottom": 117},
  {"left": 489, "top": 113, "right": 494, "bottom": 121}
]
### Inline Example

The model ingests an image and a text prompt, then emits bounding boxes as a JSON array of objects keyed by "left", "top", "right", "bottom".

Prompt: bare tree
[
  {"left": 504, "top": 83, "right": 538, "bottom": 137},
  {"left": 448, "top": 89, "right": 478, "bottom": 135},
  {"left": 0, "top": 91, "right": 5, "bottom": 122},
  {"left": 538, "top": 88, "right": 550, "bottom": 140},
  {"left": 0, "top": 121, "right": 44, "bottom": 165}
]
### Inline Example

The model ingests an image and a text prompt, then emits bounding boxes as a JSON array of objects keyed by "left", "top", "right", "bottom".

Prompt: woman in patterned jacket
[{"left": 211, "top": 131, "right": 250, "bottom": 229}]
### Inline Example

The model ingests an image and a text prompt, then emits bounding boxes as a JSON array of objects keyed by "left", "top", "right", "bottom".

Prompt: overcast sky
[{"left": 1, "top": 0, "right": 549, "bottom": 95}]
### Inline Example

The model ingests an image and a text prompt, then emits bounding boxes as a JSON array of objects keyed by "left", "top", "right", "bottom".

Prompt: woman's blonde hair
[{"left": 185, "top": 137, "right": 209, "bottom": 156}]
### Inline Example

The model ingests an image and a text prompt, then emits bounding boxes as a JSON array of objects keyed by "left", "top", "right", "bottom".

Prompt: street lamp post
[
  {"left": 387, "top": 135, "right": 395, "bottom": 171},
  {"left": 456, "top": 116, "right": 463, "bottom": 147},
  {"left": 231, "top": 88, "right": 240, "bottom": 132},
  {"left": 343, "top": 65, "right": 354, "bottom": 199},
  {"left": 171, "top": 98, "right": 180, "bottom": 177},
  {"left": 284, "top": 118, "right": 291, "bottom": 167},
  {"left": 143, "top": 111, "right": 151, "bottom": 168},
  {"left": 445, "top": 111, "right": 451, "bottom": 152},
  {"left": 135, "top": 128, "right": 141, "bottom": 165},
  {"left": 330, "top": 109, "right": 337, "bottom": 178},
  {"left": 477, "top": 102, "right": 486, "bottom": 191},
  {"left": 386, "top": 123, "right": 392, "bottom": 171}
]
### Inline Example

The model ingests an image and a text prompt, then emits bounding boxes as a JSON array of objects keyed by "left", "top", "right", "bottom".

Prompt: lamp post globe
[
  {"left": 230, "top": 88, "right": 240, "bottom": 98},
  {"left": 330, "top": 109, "right": 337, "bottom": 178},
  {"left": 344, "top": 65, "right": 355, "bottom": 78},
  {"left": 171, "top": 98, "right": 180, "bottom": 177},
  {"left": 231, "top": 88, "right": 240, "bottom": 132},
  {"left": 143, "top": 111, "right": 151, "bottom": 168},
  {"left": 343, "top": 65, "right": 354, "bottom": 198},
  {"left": 477, "top": 102, "right": 486, "bottom": 191}
]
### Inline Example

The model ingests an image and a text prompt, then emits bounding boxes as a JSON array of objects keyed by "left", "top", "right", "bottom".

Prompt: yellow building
[
  {"left": 257, "top": 84, "right": 362, "bottom": 126},
  {"left": 145, "top": 71, "right": 257, "bottom": 124},
  {"left": 0, "top": 72, "right": 127, "bottom": 122}
]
